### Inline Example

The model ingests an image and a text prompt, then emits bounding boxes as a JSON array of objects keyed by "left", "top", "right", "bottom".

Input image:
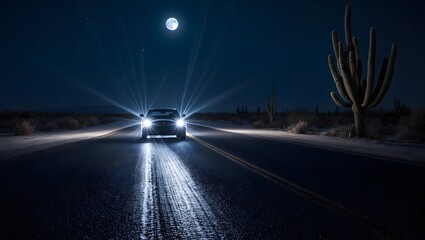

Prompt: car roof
[{"left": 148, "top": 108, "right": 178, "bottom": 112}]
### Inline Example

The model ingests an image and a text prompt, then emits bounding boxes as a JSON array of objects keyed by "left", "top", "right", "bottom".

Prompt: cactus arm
[
  {"left": 328, "top": 4, "right": 397, "bottom": 137},
  {"left": 345, "top": 4, "right": 353, "bottom": 48},
  {"left": 369, "top": 58, "right": 388, "bottom": 105},
  {"left": 331, "top": 92, "right": 351, "bottom": 108},
  {"left": 328, "top": 55, "right": 351, "bottom": 102},
  {"left": 338, "top": 55, "right": 358, "bottom": 104},
  {"left": 350, "top": 51, "right": 362, "bottom": 96},
  {"left": 353, "top": 37, "right": 361, "bottom": 76},
  {"left": 332, "top": 30, "right": 339, "bottom": 58},
  {"left": 362, "top": 27, "right": 376, "bottom": 107},
  {"left": 352, "top": 37, "right": 361, "bottom": 90},
  {"left": 349, "top": 48, "right": 357, "bottom": 80},
  {"left": 338, "top": 42, "right": 360, "bottom": 104},
  {"left": 369, "top": 43, "right": 397, "bottom": 107}
]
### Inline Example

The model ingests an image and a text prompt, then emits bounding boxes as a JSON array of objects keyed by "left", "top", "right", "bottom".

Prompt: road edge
[
  {"left": 189, "top": 123, "right": 425, "bottom": 167},
  {"left": 0, "top": 123, "right": 136, "bottom": 165}
]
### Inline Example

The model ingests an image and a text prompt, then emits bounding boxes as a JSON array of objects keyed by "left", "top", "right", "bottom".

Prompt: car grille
[{"left": 153, "top": 121, "right": 174, "bottom": 126}]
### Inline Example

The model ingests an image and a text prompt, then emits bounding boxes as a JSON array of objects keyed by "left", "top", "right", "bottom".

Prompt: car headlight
[
  {"left": 142, "top": 119, "right": 152, "bottom": 127},
  {"left": 176, "top": 119, "right": 185, "bottom": 127}
]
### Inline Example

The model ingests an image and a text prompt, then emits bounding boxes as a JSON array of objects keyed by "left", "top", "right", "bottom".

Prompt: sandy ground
[
  {"left": 0, "top": 119, "right": 136, "bottom": 161},
  {"left": 190, "top": 120, "right": 425, "bottom": 165},
  {"left": 1, "top": 119, "right": 424, "bottom": 165}
]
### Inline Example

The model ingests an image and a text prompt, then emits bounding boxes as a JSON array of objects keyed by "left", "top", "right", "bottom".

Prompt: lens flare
[
  {"left": 176, "top": 119, "right": 185, "bottom": 127},
  {"left": 143, "top": 119, "right": 152, "bottom": 127}
]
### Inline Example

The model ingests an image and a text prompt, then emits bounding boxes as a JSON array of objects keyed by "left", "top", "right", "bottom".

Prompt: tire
[
  {"left": 141, "top": 129, "right": 147, "bottom": 139},
  {"left": 179, "top": 129, "right": 186, "bottom": 140}
]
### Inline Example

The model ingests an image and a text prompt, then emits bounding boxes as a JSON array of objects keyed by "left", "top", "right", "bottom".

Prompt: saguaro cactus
[
  {"left": 393, "top": 97, "right": 410, "bottom": 115},
  {"left": 266, "top": 83, "right": 277, "bottom": 124},
  {"left": 329, "top": 4, "right": 397, "bottom": 137}
]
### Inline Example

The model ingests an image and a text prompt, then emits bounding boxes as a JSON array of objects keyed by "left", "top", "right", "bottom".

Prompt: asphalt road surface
[{"left": 0, "top": 125, "right": 424, "bottom": 239}]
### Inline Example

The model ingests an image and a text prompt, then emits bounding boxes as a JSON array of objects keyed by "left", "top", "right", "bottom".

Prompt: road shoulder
[
  {"left": 190, "top": 120, "right": 425, "bottom": 165},
  {"left": 0, "top": 120, "right": 136, "bottom": 162}
]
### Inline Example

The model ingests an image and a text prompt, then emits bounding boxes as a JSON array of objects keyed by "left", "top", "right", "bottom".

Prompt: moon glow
[{"left": 166, "top": 18, "right": 178, "bottom": 30}]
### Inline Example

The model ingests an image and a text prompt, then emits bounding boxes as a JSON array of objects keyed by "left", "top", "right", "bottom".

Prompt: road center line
[{"left": 187, "top": 133, "right": 405, "bottom": 240}]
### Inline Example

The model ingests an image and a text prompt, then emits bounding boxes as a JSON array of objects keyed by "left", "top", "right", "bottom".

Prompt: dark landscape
[{"left": 1, "top": 0, "right": 424, "bottom": 239}]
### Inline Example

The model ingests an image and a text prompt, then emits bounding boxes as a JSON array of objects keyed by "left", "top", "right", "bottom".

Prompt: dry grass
[
  {"left": 292, "top": 120, "right": 309, "bottom": 134},
  {"left": 64, "top": 118, "right": 80, "bottom": 130},
  {"left": 77, "top": 116, "right": 99, "bottom": 128},
  {"left": 0, "top": 112, "right": 119, "bottom": 135},
  {"left": 324, "top": 124, "right": 355, "bottom": 137},
  {"left": 13, "top": 120, "right": 36, "bottom": 135},
  {"left": 189, "top": 110, "right": 425, "bottom": 142},
  {"left": 395, "top": 109, "right": 425, "bottom": 141},
  {"left": 252, "top": 120, "right": 265, "bottom": 129},
  {"left": 365, "top": 119, "right": 384, "bottom": 139},
  {"left": 286, "top": 113, "right": 318, "bottom": 127}
]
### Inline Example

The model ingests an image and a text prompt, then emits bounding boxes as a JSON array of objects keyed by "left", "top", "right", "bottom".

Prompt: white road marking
[
  {"left": 187, "top": 133, "right": 403, "bottom": 240},
  {"left": 138, "top": 140, "right": 226, "bottom": 239}
]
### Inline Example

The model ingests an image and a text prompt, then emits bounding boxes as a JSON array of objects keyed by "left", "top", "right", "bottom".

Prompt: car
[{"left": 140, "top": 108, "right": 187, "bottom": 140}]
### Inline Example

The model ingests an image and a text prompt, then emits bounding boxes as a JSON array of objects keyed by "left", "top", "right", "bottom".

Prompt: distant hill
[{"left": 33, "top": 105, "right": 130, "bottom": 114}]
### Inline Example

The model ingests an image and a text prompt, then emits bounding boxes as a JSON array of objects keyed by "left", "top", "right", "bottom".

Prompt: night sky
[{"left": 1, "top": 0, "right": 425, "bottom": 114}]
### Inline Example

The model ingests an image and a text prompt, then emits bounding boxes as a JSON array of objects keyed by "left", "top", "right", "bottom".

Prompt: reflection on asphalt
[{"left": 138, "top": 139, "right": 225, "bottom": 239}]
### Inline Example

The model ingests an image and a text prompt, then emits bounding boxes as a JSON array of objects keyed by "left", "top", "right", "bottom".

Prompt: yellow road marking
[{"left": 188, "top": 133, "right": 404, "bottom": 240}]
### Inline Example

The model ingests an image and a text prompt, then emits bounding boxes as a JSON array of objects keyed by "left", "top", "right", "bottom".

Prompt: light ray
[
  {"left": 184, "top": 32, "right": 240, "bottom": 114},
  {"left": 184, "top": 84, "right": 244, "bottom": 117},
  {"left": 116, "top": 55, "right": 142, "bottom": 114},
  {"left": 147, "top": 72, "right": 169, "bottom": 109},
  {"left": 76, "top": 81, "right": 140, "bottom": 116},
  {"left": 121, "top": 21, "right": 145, "bottom": 113},
  {"left": 180, "top": 1, "right": 210, "bottom": 112}
]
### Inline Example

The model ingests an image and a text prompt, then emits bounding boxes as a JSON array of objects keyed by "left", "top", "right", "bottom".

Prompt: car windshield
[{"left": 147, "top": 110, "right": 179, "bottom": 119}]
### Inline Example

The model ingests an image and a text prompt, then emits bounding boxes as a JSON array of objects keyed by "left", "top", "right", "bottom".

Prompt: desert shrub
[
  {"left": 323, "top": 128, "right": 337, "bottom": 137},
  {"left": 396, "top": 109, "right": 425, "bottom": 141},
  {"left": 286, "top": 113, "right": 319, "bottom": 128},
  {"left": 395, "top": 129, "right": 419, "bottom": 141},
  {"left": 42, "top": 121, "right": 60, "bottom": 131},
  {"left": 77, "top": 117, "right": 87, "bottom": 128},
  {"left": 275, "top": 118, "right": 287, "bottom": 129},
  {"left": 77, "top": 115, "right": 99, "bottom": 127},
  {"left": 14, "top": 120, "right": 36, "bottom": 135},
  {"left": 87, "top": 116, "right": 99, "bottom": 126},
  {"left": 292, "top": 120, "right": 309, "bottom": 134},
  {"left": 286, "top": 113, "right": 305, "bottom": 126},
  {"left": 64, "top": 118, "right": 80, "bottom": 130},
  {"left": 252, "top": 120, "right": 265, "bottom": 129},
  {"left": 98, "top": 115, "right": 115, "bottom": 124},
  {"left": 229, "top": 116, "right": 243, "bottom": 125},
  {"left": 247, "top": 114, "right": 263, "bottom": 124},
  {"left": 324, "top": 124, "right": 355, "bottom": 137},
  {"left": 380, "top": 123, "right": 397, "bottom": 136}
]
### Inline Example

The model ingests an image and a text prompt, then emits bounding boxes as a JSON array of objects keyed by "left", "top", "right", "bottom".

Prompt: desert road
[{"left": 0, "top": 125, "right": 424, "bottom": 239}]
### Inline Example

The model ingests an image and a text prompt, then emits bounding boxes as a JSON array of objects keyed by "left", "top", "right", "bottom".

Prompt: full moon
[{"left": 166, "top": 18, "right": 178, "bottom": 31}]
